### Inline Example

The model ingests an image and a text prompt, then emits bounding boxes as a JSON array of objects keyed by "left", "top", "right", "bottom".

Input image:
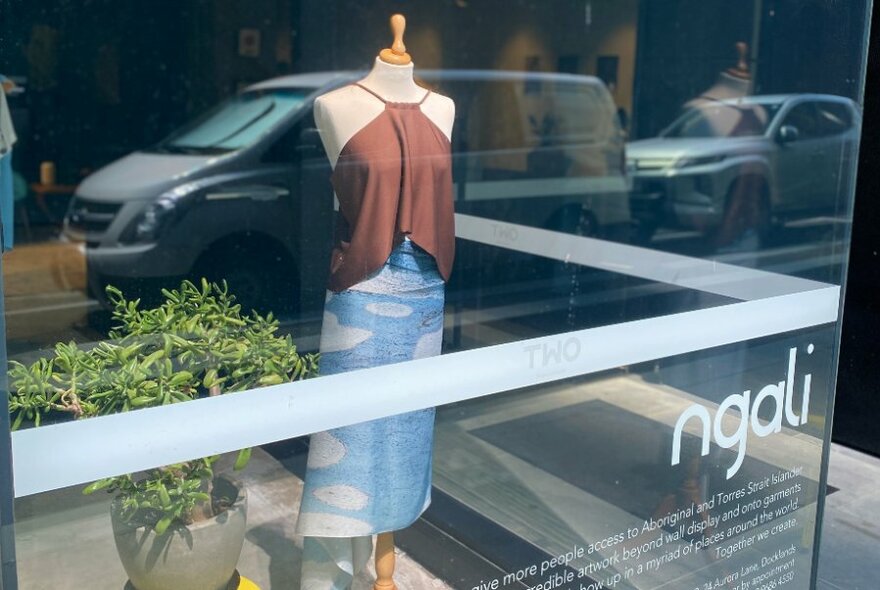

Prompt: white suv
[{"left": 627, "top": 94, "right": 861, "bottom": 239}]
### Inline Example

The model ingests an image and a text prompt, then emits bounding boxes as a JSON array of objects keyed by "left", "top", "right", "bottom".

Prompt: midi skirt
[{"left": 296, "top": 238, "right": 445, "bottom": 537}]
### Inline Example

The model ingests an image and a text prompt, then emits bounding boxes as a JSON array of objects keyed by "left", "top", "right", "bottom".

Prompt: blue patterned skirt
[{"left": 296, "top": 239, "right": 445, "bottom": 537}]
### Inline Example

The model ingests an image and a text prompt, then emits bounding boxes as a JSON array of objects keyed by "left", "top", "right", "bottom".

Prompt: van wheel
[{"left": 193, "top": 236, "right": 298, "bottom": 316}]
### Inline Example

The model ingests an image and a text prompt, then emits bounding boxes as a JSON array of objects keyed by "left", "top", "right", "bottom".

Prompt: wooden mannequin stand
[
  {"left": 371, "top": 18, "right": 410, "bottom": 589},
  {"left": 374, "top": 532, "right": 397, "bottom": 590}
]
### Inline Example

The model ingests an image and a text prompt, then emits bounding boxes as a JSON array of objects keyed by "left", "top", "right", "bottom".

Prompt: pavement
[{"left": 816, "top": 444, "right": 880, "bottom": 590}]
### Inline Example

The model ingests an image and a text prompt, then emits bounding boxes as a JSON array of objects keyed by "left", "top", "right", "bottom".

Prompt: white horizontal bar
[
  {"left": 453, "top": 213, "right": 832, "bottom": 301},
  {"left": 456, "top": 175, "right": 629, "bottom": 201},
  {"left": 12, "top": 285, "right": 840, "bottom": 497}
]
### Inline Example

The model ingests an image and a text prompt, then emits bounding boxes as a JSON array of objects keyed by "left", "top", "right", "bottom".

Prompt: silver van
[{"left": 64, "top": 70, "right": 627, "bottom": 314}]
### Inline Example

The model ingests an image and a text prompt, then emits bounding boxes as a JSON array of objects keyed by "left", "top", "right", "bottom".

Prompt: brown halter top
[{"left": 327, "top": 83, "right": 455, "bottom": 292}]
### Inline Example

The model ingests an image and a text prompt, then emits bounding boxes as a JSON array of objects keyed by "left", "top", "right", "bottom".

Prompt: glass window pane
[{"left": 0, "top": 2, "right": 871, "bottom": 589}]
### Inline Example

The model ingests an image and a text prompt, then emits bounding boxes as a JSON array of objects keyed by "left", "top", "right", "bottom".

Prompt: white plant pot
[{"left": 111, "top": 476, "right": 247, "bottom": 590}]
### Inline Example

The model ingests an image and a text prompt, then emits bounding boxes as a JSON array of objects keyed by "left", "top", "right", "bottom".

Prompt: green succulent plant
[{"left": 8, "top": 279, "right": 319, "bottom": 535}]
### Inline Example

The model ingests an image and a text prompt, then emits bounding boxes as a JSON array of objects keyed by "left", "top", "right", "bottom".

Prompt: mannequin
[
  {"left": 296, "top": 15, "right": 455, "bottom": 590},
  {"left": 687, "top": 42, "right": 753, "bottom": 108}
]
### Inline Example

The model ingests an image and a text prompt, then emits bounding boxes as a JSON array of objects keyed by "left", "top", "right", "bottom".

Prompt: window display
[{"left": 0, "top": 1, "right": 870, "bottom": 589}]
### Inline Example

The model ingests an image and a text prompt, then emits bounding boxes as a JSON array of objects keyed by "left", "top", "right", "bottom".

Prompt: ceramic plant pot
[{"left": 111, "top": 476, "right": 247, "bottom": 590}]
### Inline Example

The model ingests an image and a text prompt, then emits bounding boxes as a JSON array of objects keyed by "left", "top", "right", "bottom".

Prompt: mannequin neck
[{"left": 359, "top": 57, "right": 423, "bottom": 102}]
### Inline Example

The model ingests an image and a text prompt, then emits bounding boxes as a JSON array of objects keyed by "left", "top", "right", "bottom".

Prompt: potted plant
[{"left": 8, "top": 279, "right": 319, "bottom": 590}]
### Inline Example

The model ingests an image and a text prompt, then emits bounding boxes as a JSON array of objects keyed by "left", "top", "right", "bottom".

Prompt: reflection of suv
[
  {"left": 627, "top": 94, "right": 861, "bottom": 237},
  {"left": 64, "top": 71, "right": 627, "bottom": 314}
]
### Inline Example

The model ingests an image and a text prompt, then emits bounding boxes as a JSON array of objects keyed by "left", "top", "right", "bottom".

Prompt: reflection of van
[{"left": 64, "top": 71, "right": 627, "bottom": 314}]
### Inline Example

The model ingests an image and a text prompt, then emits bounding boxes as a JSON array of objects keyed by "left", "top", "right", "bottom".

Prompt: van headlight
[{"left": 120, "top": 183, "right": 200, "bottom": 244}]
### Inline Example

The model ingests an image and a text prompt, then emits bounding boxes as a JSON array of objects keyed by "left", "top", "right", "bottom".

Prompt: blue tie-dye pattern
[{"left": 297, "top": 239, "right": 445, "bottom": 540}]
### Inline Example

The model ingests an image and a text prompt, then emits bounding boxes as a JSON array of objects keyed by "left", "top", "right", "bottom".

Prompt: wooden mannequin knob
[
  {"left": 379, "top": 14, "right": 412, "bottom": 65},
  {"left": 726, "top": 41, "right": 751, "bottom": 79}
]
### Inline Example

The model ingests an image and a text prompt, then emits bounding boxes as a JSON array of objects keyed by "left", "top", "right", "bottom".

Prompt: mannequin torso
[{"left": 314, "top": 57, "right": 455, "bottom": 167}]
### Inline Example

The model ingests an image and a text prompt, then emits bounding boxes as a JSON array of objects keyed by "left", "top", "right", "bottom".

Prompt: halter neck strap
[{"left": 354, "top": 83, "right": 431, "bottom": 105}]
